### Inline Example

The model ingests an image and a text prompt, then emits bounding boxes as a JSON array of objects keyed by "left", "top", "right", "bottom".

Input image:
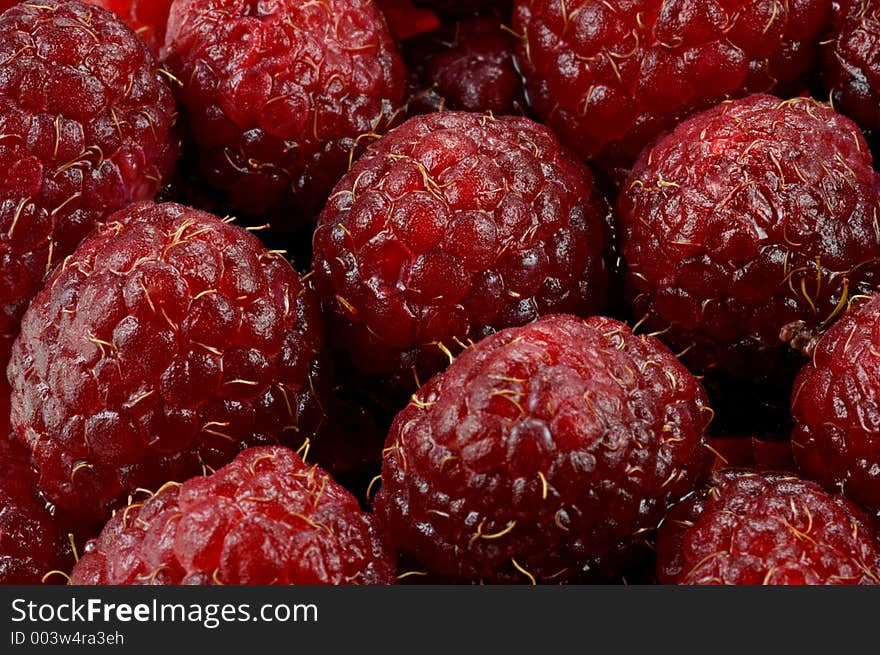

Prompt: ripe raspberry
[
  {"left": 656, "top": 470, "right": 880, "bottom": 584},
  {"left": 8, "top": 201, "right": 327, "bottom": 521},
  {"left": 403, "top": 16, "right": 526, "bottom": 116},
  {"left": 790, "top": 293, "right": 880, "bottom": 509},
  {"left": 0, "top": 1, "right": 178, "bottom": 367},
  {"left": 162, "top": 0, "right": 405, "bottom": 220},
  {"left": 619, "top": 94, "right": 880, "bottom": 377},
  {"left": 70, "top": 446, "right": 396, "bottom": 585},
  {"left": 312, "top": 111, "right": 611, "bottom": 387},
  {"left": 0, "top": 436, "right": 58, "bottom": 584},
  {"left": 821, "top": 0, "right": 880, "bottom": 133},
  {"left": 374, "top": 314, "right": 712, "bottom": 583},
  {"left": 512, "top": 0, "right": 832, "bottom": 174},
  {"left": 89, "top": 0, "right": 174, "bottom": 53}
]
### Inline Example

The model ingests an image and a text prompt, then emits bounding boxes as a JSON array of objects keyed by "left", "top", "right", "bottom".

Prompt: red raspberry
[
  {"left": 89, "top": 0, "right": 174, "bottom": 53},
  {"left": 619, "top": 94, "right": 880, "bottom": 378},
  {"left": 0, "top": 436, "right": 59, "bottom": 584},
  {"left": 8, "top": 202, "right": 327, "bottom": 521},
  {"left": 790, "top": 293, "right": 880, "bottom": 509},
  {"left": 312, "top": 111, "right": 611, "bottom": 388},
  {"left": 0, "top": 1, "right": 178, "bottom": 367},
  {"left": 374, "top": 314, "right": 712, "bottom": 583},
  {"left": 162, "top": 0, "right": 406, "bottom": 220},
  {"left": 70, "top": 446, "right": 396, "bottom": 585},
  {"left": 821, "top": 0, "right": 880, "bottom": 133},
  {"left": 656, "top": 470, "right": 880, "bottom": 585},
  {"left": 403, "top": 16, "right": 526, "bottom": 116},
  {"left": 512, "top": 0, "right": 832, "bottom": 175}
]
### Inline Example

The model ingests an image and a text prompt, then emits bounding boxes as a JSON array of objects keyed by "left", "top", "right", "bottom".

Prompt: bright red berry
[
  {"left": 512, "top": 0, "right": 832, "bottom": 176},
  {"left": 375, "top": 314, "right": 712, "bottom": 583},
  {"left": 791, "top": 293, "right": 880, "bottom": 509},
  {"left": 0, "top": 0, "right": 178, "bottom": 368},
  {"left": 8, "top": 202, "right": 327, "bottom": 521},
  {"left": 70, "top": 446, "right": 396, "bottom": 585},
  {"left": 619, "top": 94, "right": 880, "bottom": 378},
  {"left": 404, "top": 16, "right": 526, "bottom": 116},
  {"left": 656, "top": 469, "right": 880, "bottom": 585},
  {"left": 89, "top": 0, "right": 174, "bottom": 53},
  {"left": 161, "top": 0, "right": 406, "bottom": 220},
  {"left": 312, "top": 111, "right": 611, "bottom": 388}
]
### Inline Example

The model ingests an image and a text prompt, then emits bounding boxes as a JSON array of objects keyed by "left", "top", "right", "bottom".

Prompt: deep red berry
[
  {"left": 312, "top": 111, "right": 611, "bottom": 388},
  {"left": 512, "top": 0, "right": 832, "bottom": 175},
  {"left": 374, "top": 314, "right": 712, "bottom": 583},
  {"left": 70, "top": 446, "right": 396, "bottom": 585},
  {"left": 162, "top": 0, "right": 405, "bottom": 220},
  {"left": 404, "top": 16, "right": 526, "bottom": 116},
  {"left": 619, "top": 94, "right": 880, "bottom": 378},
  {"left": 0, "top": 436, "right": 58, "bottom": 584},
  {"left": 656, "top": 469, "right": 880, "bottom": 584},
  {"left": 0, "top": 0, "right": 178, "bottom": 368},
  {"left": 821, "top": 0, "right": 880, "bottom": 133},
  {"left": 90, "top": 0, "right": 174, "bottom": 53},
  {"left": 8, "top": 202, "right": 327, "bottom": 521},
  {"left": 790, "top": 293, "right": 880, "bottom": 509}
]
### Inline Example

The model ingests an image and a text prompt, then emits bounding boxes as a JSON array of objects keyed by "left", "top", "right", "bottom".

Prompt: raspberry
[
  {"left": 403, "top": 16, "right": 526, "bottom": 116},
  {"left": 312, "top": 112, "right": 611, "bottom": 388},
  {"left": 512, "top": 0, "right": 832, "bottom": 175},
  {"left": 0, "top": 435, "right": 58, "bottom": 584},
  {"left": 790, "top": 293, "right": 880, "bottom": 509},
  {"left": 656, "top": 470, "right": 880, "bottom": 584},
  {"left": 619, "top": 94, "right": 880, "bottom": 378},
  {"left": 89, "top": 0, "right": 174, "bottom": 53},
  {"left": 162, "top": 0, "right": 406, "bottom": 220},
  {"left": 8, "top": 201, "right": 327, "bottom": 521},
  {"left": 821, "top": 0, "right": 880, "bottom": 133},
  {"left": 70, "top": 446, "right": 396, "bottom": 585},
  {"left": 374, "top": 314, "right": 712, "bottom": 583},
  {"left": 0, "top": 0, "right": 178, "bottom": 367}
]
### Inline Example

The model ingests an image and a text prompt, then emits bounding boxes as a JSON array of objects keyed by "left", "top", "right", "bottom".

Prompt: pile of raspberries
[{"left": 5, "top": 0, "right": 880, "bottom": 587}]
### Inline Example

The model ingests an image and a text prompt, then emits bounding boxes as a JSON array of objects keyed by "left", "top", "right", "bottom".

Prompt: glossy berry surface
[
  {"left": 9, "top": 202, "right": 326, "bottom": 521},
  {"left": 0, "top": 0, "right": 178, "bottom": 367},
  {"left": 313, "top": 111, "right": 610, "bottom": 387},
  {"left": 0, "top": 436, "right": 58, "bottom": 584},
  {"left": 90, "top": 0, "right": 174, "bottom": 53},
  {"left": 619, "top": 94, "right": 880, "bottom": 377},
  {"left": 375, "top": 315, "right": 712, "bottom": 583},
  {"left": 512, "top": 0, "right": 832, "bottom": 173},
  {"left": 162, "top": 0, "right": 406, "bottom": 220},
  {"left": 791, "top": 293, "right": 880, "bottom": 509},
  {"left": 404, "top": 16, "right": 525, "bottom": 116},
  {"left": 70, "top": 446, "right": 396, "bottom": 585},
  {"left": 657, "top": 469, "right": 880, "bottom": 584},
  {"left": 821, "top": 0, "right": 880, "bottom": 133}
]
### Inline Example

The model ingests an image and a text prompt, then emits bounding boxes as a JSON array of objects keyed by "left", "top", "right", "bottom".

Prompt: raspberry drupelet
[
  {"left": 90, "top": 0, "right": 174, "bottom": 53},
  {"left": 161, "top": 0, "right": 406, "bottom": 221},
  {"left": 312, "top": 111, "right": 611, "bottom": 389},
  {"left": 70, "top": 446, "right": 396, "bottom": 585},
  {"left": 0, "top": 0, "right": 178, "bottom": 367},
  {"left": 656, "top": 469, "right": 880, "bottom": 585},
  {"left": 403, "top": 15, "right": 526, "bottom": 116},
  {"left": 511, "top": 0, "right": 832, "bottom": 176},
  {"left": 374, "top": 314, "right": 713, "bottom": 583},
  {"left": 821, "top": 0, "right": 880, "bottom": 134},
  {"left": 619, "top": 94, "right": 880, "bottom": 378},
  {"left": 791, "top": 293, "right": 880, "bottom": 510},
  {"left": 8, "top": 202, "right": 327, "bottom": 522}
]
